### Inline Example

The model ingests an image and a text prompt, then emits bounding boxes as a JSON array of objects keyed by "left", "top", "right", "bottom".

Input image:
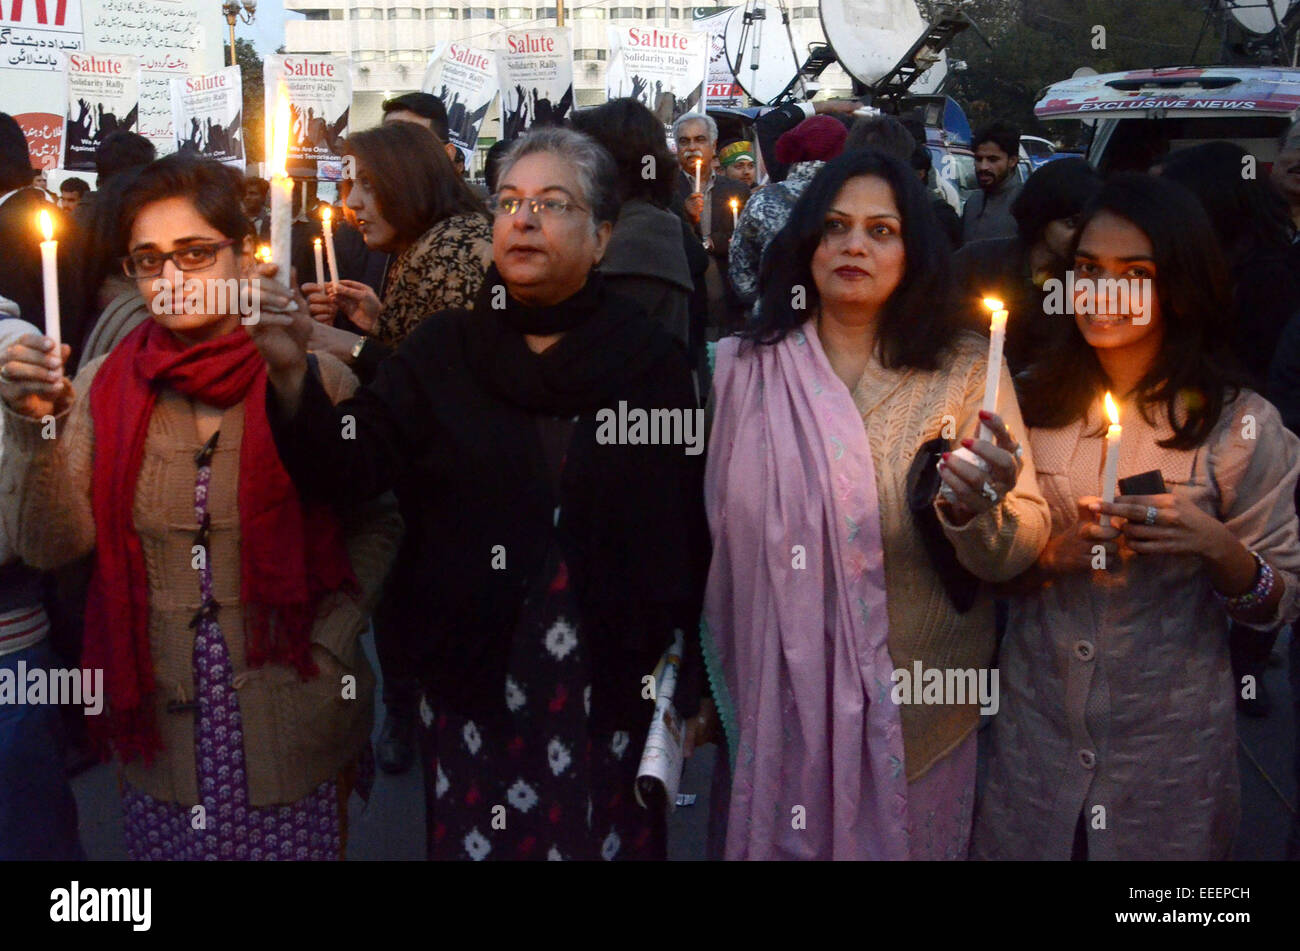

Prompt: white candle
[
  {"left": 730, "top": 197, "right": 739, "bottom": 229},
  {"left": 694, "top": 158, "right": 701, "bottom": 194},
  {"left": 980, "top": 298, "right": 1008, "bottom": 442},
  {"left": 268, "top": 87, "right": 293, "bottom": 278},
  {"left": 313, "top": 237, "right": 324, "bottom": 287},
  {"left": 320, "top": 206, "right": 340, "bottom": 294},
  {"left": 1100, "top": 391, "right": 1122, "bottom": 528},
  {"left": 37, "top": 210, "right": 61, "bottom": 363}
]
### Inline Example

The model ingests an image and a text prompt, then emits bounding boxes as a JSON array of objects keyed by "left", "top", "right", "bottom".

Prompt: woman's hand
[
  {"left": 683, "top": 697, "right": 720, "bottom": 758},
  {"left": 0, "top": 335, "right": 73, "bottom": 420},
  {"left": 307, "top": 320, "right": 363, "bottom": 366},
  {"left": 1040, "top": 496, "right": 1121, "bottom": 574},
  {"left": 1094, "top": 493, "right": 1233, "bottom": 560},
  {"left": 247, "top": 263, "right": 312, "bottom": 407},
  {"left": 301, "top": 282, "right": 339, "bottom": 325},
  {"left": 936, "top": 409, "right": 1023, "bottom": 524},
  {"left": 332, "top": 280, "right": 382, "bottom": 335}
]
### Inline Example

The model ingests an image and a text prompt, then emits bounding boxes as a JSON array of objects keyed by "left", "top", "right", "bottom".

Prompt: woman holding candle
[
  {"left": 0, "top": 154, "right": 402, "bottom": 860},
  {"left": 247, "top": 128, "right": 709, "bottom": 860},
  {"left": 702, "top": 149, "right": 1050, "bottom": 860},
  {"left": 302, "top": 121, "right": 491, "bottom": 387},
  {"left": 972, "top": 174, "right": 1300, "bottom": 861}
]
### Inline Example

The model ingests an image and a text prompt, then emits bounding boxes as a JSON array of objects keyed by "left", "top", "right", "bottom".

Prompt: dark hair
[
  {"left": 1010, "top": 157, "right": 1101, "bottom": 247},
  {"left": 95, "top": 130, "right": 156, "bottom": 185},
  {"left": 972, "top": 121, "right": 1020, "bottom": 158},
  {"left": 382, "top": 91, "right": 450, "bottom": 143},
  {"left": 60, "top": 176, "right": 90, "bottom": 196},
  {"left": 1158, "top": 141, "right": 1293, "bottom": 262},
  {"left": 911, "top": 143, "right": 932, "bottom": 173},
  {"left": 243, "top": 176, "right": 270, "bottom": 197},
  {"left": 747, "top": 149, "right": 960, "bottom": 370},
  {"left": 0, "top": 113, "right": 34, "bottom": 192},
  {"left": 844, "top": 115, "right": 916, "bottom": 163},
  {"left": 569, "top": 98, "right": 676, "bottom": 208},
  {"left": 484, "top": 140, "right": 511, "bottom": 193},
  {"left": 342, "top": 122, "right": 487, "bottom": 246},
  {"left": 1017, "top": 173, "right": 1242, "bottom": 450},
  {"left": 118, "top": 154, "right": 251, "bottom": 253}
]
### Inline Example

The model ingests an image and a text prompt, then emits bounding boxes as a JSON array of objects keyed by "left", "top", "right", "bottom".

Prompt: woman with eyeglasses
[
  {"left": 972, "top": 175, "right": 1300, "bottom": 860},
  {"left": 247, "top": 127, "right": 708, "bottom": 861},
  {"left": 0, "top": 154, "right": 402, "bottom": 860},
  {"left": 302, "top": 121, "right": 492, "bottom": 386}
]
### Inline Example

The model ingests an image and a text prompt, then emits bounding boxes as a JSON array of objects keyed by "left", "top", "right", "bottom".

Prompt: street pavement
[{"left": 70, "top": 628, "right": 1295, "bottom": 860}]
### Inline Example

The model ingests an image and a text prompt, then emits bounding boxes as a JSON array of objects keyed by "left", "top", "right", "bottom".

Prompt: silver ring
[
  {"left": 1013, "top": 444, "right": 1024, "bottom": 463},
  {"left": 982, "top": 481, "right": 1000, "bottom": 503},
  {"left": 1144, "top": 505, "right": 1158, "bottom": 526}
]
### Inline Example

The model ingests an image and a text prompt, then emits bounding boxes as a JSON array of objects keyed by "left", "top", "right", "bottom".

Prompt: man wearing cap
[{"left": 719, "top": 139, "right": 757, "bottom": 190}]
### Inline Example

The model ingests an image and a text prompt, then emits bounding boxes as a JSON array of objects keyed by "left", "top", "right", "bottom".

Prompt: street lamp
[{"left": 222, "top": 0, "right": 257, "bottom": 67}]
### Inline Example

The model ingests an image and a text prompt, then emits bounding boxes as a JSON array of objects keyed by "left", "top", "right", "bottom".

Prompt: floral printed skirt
[{"left": 420, "top": 556, "right": 664, "bottom": 861}]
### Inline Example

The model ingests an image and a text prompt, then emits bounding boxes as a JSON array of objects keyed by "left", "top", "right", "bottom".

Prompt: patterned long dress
[
  {"left": 419, "top": 416, "right": 665, "bottom": 861},
  {"left": 122, "top": 431, "right": 368, "bottom": 861}
]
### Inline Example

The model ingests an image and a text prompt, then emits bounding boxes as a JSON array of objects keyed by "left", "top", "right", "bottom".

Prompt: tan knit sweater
[
  {"left": 4, "top": 351, "right": 403, "bottom": 807},
  {"left": 853, "top": 331, "right": 1049, "bottom": 780}
]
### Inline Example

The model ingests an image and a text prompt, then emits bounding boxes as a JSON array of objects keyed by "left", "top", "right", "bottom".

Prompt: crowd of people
[{"left": 1, "top": 89, "right": 1300, "bottom": 862}]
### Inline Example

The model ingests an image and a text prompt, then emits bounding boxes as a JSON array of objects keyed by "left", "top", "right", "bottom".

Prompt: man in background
[
  {"left": 58, "top": 177, "right": 89, "bottom": 215},
  {"left": 962, "top": 120, "right": 1023, "bottom": 244}
]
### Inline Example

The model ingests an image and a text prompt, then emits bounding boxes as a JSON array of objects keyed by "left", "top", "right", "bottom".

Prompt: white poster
[
  {"left": 694, "top": 9, "right": 745, "bottom": 108},
  {"left": 605, "top": 26, "right": 708, "bottom": 127},
  {"left": 0, "top": 0, "right": 224, "bottom": 170},
  {"left": 494, "top": 28, "right": 572, "bottom": 141},
  {"left": 171, "top": 65, "right": 243, "bottom": 169},
  {"left": 63, "top": 51, "right": 138, "bottom": 171},
  {"left": 421, "top": 41, "right": 498, "bottom": 160},
  {"left": 264, "top": 54, "right": 351, "bottom": 180}
]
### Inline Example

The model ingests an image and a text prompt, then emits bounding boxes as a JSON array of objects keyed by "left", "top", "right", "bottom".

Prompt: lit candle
[
  {"left": 320, "top": 206, "right": 340, "bottom": 294},
  {"left": 694, "top": 157, "right": 701, "bottom": 194},
  {"left": 1100, "top": 391, "right": 1122, "bottom": 528},
  {"left": 268, "top": 86, "right": 293, "bottom": 279},
  {"left": 313, "top": 237, "right": 324, "bottom": 287},
  {"left": 36, "top": 210, "right": 61, "bottom": 364},
  {"left": 256, "top": 244, "right": 271, "bottom": 264},
  {"left": 979, "top": 297, "right": 1008, "bottom": 441},
  {"left": 729, "top": 196, "right": 739, "bottom": 229}
]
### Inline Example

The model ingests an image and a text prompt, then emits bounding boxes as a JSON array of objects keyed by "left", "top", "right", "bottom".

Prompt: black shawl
[{"left": 269, "top": 266, "right": 709, "bottom": 730}]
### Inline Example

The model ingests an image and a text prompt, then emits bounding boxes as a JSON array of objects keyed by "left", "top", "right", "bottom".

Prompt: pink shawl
[{"left": 702, "top": 323, "right": 909, "bottom": 860}]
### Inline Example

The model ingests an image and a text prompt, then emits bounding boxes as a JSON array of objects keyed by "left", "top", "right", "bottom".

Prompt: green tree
[
  {"left": 223, "top": 37, "right": 265, "bottom": 163},
  {"left": 928, "top": 0, "right": 1215, "bottom": 144}
]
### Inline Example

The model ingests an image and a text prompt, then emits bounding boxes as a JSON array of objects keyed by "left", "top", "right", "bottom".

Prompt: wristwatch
[{"left": 350, "top": 336, "right": 366, "bottom": 362}]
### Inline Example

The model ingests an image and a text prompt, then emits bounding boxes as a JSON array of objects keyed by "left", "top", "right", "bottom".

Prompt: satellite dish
[
  {"left": 723, "top": 1, "right": 803, "bottom": 105},
  {"left": 818, "top": 0, "right": 947, "bottom": 94},
  {"left": 1072, "top": 66, "right": 1099, "bottom": 78},
  {"left": 1226, "top": 0, "right": 1293, "bottom": 34}
]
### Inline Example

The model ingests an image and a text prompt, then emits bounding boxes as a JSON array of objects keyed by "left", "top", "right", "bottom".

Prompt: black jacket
[{"left": 268, "top": 275, "right": 709, "bottom": 731}]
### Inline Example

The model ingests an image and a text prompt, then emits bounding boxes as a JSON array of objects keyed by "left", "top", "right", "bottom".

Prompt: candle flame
[
  {"left": 37, "top": 208, "right": 53, "bottom": 242},
  {"left": 982, "top": 297, "right": 1005, "bottom": 312},
  {"left": 321, "top": 205, "right": 331, "bottom": 224},
  {"left": 1104, "top": 391, "right": 1119, "bottom": 425},
  {"left": 256, "top": 244, "right": 271, "bottom": 263},
  {"left": 313, "top": 236, "right": 322, "bottom": 248},
  {"left": 729, "top": 197, "right": 739, "bottom": 210},
  {"left": 269, "top": 84, "right": 291, "bottom": 179}
]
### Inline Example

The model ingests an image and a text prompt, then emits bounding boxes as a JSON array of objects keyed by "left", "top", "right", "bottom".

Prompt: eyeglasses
[
  {"left": 122, "top": 239, "right": 239, "bottom": 278},
  {"left": 487, "top": 195, "right": 587, "bottom": 219}
]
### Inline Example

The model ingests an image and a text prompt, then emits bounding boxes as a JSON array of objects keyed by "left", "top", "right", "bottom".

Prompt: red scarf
[{"left": 85, "top": 320, "right": 357, "bottom": 763}]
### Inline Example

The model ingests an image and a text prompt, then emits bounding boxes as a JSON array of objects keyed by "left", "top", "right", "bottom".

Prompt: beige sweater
[
  {"left": 4, "top": 351, "right": 402, "bottom": 806},
  {"left": 852, "top": 331, "right": 1050, "bottom": 779}
]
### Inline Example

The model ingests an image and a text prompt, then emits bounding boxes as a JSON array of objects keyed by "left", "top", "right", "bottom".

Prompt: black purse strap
[{"left": 905, "top": 437, "right": 981, "bottom": 613}]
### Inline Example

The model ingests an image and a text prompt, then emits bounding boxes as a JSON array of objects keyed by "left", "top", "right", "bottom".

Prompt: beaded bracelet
[{"left": 1214, "top": 550, "right": 1275, "bottom": 613}]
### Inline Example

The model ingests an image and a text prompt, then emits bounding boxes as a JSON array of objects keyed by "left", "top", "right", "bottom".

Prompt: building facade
[{"left": 284, "top": 0, "right": 852, "bottom": 168}]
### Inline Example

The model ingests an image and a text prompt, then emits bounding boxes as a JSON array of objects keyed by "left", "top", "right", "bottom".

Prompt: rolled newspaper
[{"left": 635, "top": 629, "right": 686, "bottom": 811}]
